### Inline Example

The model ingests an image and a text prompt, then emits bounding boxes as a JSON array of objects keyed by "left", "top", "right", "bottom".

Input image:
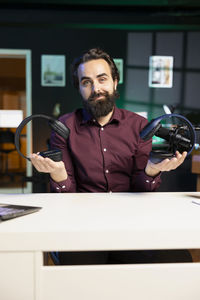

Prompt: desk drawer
[{"left": 40, "top": 263, "right": 200, "bottom": 300}]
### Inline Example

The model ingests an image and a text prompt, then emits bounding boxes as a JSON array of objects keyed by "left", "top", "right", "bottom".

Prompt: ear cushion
[
  {"left": 48, "top": 120, "right": 70, "bottom": 140},
  {"left": 140, "top": 121, "right": 161, "bottom": 141}
]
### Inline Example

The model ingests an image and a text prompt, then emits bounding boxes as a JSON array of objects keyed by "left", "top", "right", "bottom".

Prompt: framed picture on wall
[
  {"left": 149, "top": 56, "right": 173, "bottom": 88},
  {"left": 41, "top": 55, "right": 66, "bottom": 87},
  {"left": 113, "top": 58, "right": 123, "bottom": 84}
]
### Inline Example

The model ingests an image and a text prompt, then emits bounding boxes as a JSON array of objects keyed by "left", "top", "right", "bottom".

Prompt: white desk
[{"left": 1, "top": 192, "right": 200, "bottom": 300}]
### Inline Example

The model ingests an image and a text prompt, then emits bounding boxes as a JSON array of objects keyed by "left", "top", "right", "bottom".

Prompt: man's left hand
[{"left": 145, "top": 151, "right": 187, "bottom": 177}]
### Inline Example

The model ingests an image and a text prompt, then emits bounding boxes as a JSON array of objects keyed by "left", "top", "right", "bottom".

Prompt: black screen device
[
  {"left": 0, "top": 203, "right": 42, "bottom": 221},
  {"left": 15, "top": 114, "right": 70, "bottom": 162}
]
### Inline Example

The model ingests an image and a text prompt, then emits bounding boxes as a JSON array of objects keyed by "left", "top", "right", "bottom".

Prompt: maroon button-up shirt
[{"left": 50, "top": 106, "right": 161, "bottom": 193}]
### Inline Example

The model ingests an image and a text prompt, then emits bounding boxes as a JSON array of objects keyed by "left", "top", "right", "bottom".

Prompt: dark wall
[
  {"left": 0, "top": 6, "right": 199, "bottom": 192},
  {"left": 157, "top": 156, "right": 197, "bottom": 192}
]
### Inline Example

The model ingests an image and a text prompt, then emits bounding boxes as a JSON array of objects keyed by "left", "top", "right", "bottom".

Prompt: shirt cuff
[
  {"left": 143, "top": 171, "right": 162, "bottom": 191},
  {"left": 50, "top": 176, "right": 71, "bottom": 193},
  {"left": 132, "top": 170, "right": 162, "bottom": 192}
]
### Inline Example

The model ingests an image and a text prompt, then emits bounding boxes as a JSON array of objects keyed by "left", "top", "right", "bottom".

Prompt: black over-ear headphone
[
  {"left": 15, "top": 114, "right": 70, "bottom": 161},
  {"left": 140, "top": 113, "right": 196, "bottom": 163}
]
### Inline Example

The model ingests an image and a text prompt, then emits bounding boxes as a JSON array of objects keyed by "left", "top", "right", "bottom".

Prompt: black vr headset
[
  {"left": 15, "top": 114, "right": 70, "bottom": 162},
  {"left": 140, "top": 113, "right": 196, "bottom": 163}
]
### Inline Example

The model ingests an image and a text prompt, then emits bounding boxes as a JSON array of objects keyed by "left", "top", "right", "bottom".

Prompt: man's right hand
[{"left": 30, "top": 153, "right": 68, "bottom": 182}]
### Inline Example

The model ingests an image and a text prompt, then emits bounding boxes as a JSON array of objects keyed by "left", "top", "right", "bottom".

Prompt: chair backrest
[
  {"left": 0, "top": 130, "right": 15, "bottom": 144},
  {"left": 0, "top": 130, "right": 16, "bottom": 152}
]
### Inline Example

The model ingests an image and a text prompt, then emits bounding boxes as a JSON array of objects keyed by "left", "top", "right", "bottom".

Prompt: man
[
  {"left": 30, "top": 48, "right": 186, "bottom": 193},
  {"left": 30, "top": 48, "right": 190, "bottom": 264}
]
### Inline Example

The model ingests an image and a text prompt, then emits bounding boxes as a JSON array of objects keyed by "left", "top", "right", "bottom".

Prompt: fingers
[
  {"left": 168, "top": 151, "right": 187, "bottom": 170},
  {"left": 30, "top": 153, "right": 58, "bottom": 173},
  {"left": 150, "top": 151, "right": 187, "bottom": 172},
  {"left": 29, "top": 153, "right": 67, "bottom": 183}
]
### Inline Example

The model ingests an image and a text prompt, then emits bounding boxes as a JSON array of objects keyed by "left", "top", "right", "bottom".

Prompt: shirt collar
[
  {"left": 81, "top": 109, "right": 92, "bottom": 124},
  {"left": 80, "top": 105, "right": 121, "bottom": 125},
  {"left": 110, "top": 106, "right": 121, "bottom": 123}
]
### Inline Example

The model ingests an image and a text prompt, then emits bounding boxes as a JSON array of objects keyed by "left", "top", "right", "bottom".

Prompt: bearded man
[
  {"left": 30, "top": 48, "right": 191, "bottom": 264},
  {"left": 30, "top": 47, "right": 186, "bottom": 193}
]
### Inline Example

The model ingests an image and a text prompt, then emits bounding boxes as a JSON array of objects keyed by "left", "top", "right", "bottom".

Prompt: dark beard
[{"left": 82, "top": 90, "right": 119, "bottom": 119}]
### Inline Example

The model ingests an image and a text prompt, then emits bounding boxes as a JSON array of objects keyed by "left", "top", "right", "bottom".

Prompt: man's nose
[{"left": 92, "top": 82, "right": 101, "bottom": 93}]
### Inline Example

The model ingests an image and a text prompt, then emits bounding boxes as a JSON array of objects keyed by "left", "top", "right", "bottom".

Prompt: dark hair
[{"left": 72, "top": 48, "right": 120, "bottom": 89}]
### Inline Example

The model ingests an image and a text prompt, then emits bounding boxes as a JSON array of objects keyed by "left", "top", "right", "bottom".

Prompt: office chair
[{"left": 0, "top": 129, "right": 17, "bottom": 177}]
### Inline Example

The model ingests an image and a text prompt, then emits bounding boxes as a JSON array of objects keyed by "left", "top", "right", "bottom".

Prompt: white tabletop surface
[{"left": 0, "top": 192, "right": 200, "bottom": 251}]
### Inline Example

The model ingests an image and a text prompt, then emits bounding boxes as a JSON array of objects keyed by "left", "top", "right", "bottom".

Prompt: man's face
[{"left": 77, "top": 59, "right": 118, "bottom": 118}]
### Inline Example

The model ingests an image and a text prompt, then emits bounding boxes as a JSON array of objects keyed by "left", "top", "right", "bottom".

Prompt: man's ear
[{"left": 114, "top": 79, "right": 118, "bottom": 90}]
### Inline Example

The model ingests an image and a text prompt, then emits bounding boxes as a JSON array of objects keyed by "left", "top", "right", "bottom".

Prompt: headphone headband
[{"left": 15, "top": 114, "right": 70, "bottom": 160}]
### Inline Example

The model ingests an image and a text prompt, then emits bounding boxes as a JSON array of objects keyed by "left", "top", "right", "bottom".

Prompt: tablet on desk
[{"left": 0, "top": 203, "right": 42, "bottom": 221}]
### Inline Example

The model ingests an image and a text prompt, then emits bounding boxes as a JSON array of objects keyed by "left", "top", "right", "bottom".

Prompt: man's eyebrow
[
  {"left": 80, "top": 76, "right": 91, "bottom": 82},
  {"left": 80, "top": 73, "right": 108, "bottom": 82},
  {"left": 97, "top": 73, "right": 108, "bottom": 78}
]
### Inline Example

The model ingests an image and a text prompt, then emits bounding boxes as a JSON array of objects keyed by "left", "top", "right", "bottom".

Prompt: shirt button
[
  {"left": 152, "top": 181, "right": 155, "bottom": 184},
  {"left": 101, "top": 127, "right": 104, "bottom": 131},
  {"left": 103, "top": 148, "right": 107, "bottom": 152},
  {"left": 56, "top": 187, "right": 60, "bottom": 190},
  {"left": 105, "top": 169, "right": 109, "bottom": 174},
  {"left": 62, "top": 185, "right": 66, "bottom": 188},
  {"left": 145, "top": 180, "right": 150, "bottom": 183}
]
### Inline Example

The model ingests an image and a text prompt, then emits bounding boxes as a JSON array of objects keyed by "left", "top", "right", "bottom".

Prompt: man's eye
[
  {"left": 99, "top": 77, "right": 106, "bottom": 83},
  {"left": 82, "top": 80, "right": 91, "bottom": 86}
]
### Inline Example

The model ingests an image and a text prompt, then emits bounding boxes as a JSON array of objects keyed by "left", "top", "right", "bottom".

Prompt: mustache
[{"left": 88, "top": 91, "right": 108, "bottom": 102}]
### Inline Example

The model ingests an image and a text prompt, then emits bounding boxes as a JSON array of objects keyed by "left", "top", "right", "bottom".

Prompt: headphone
[
  {"left": 140, "top": 113, "right": 196, "bottom": 163},
  {"left": 15, "top": 114, "right": 70, "bottom": 161}
]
